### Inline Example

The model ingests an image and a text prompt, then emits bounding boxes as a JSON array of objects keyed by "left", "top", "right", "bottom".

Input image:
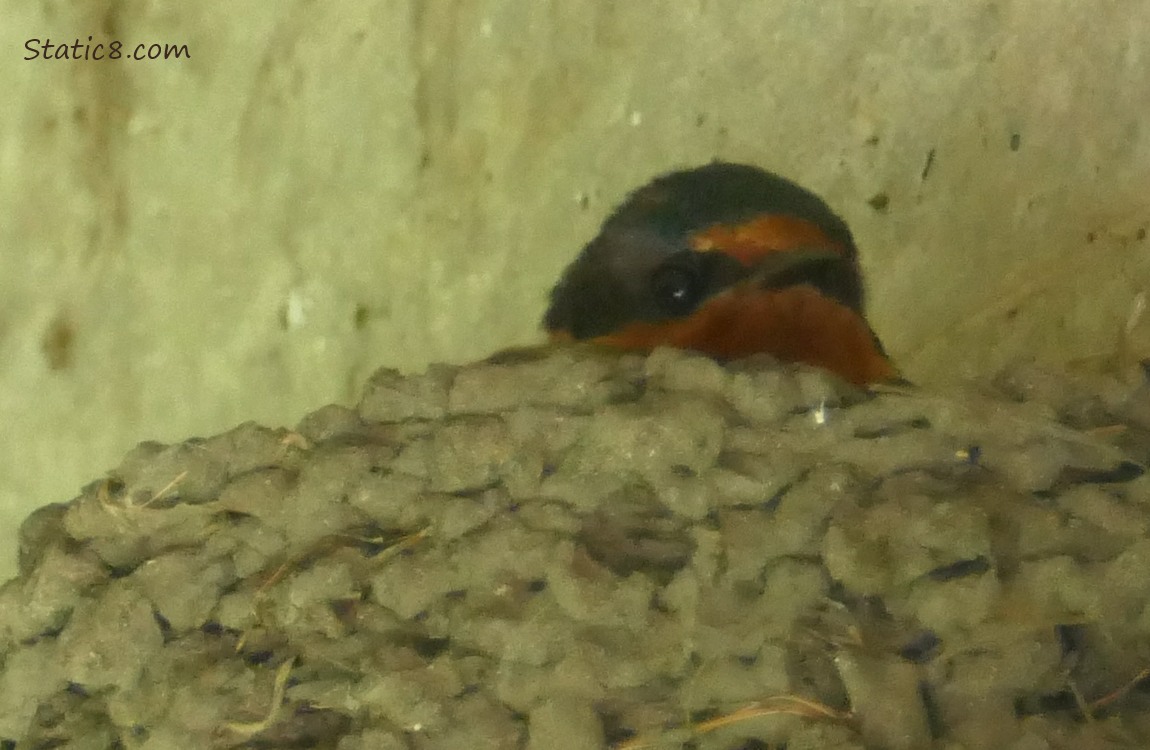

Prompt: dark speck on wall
[
  {"left": 1009, "top": 132, "right": 1021, "bottom": 151},
  {"left": 921, "top": 148, "right": 936, "bottom": 180},
  {"left": 41, "top": 313, "right": 75, "bottom": 371},
  {"left": 867, "top": 192, "right": 890, "bottom": 213},
  {"left": 353, "top": 303, "right": 370, "bottom": 330}
]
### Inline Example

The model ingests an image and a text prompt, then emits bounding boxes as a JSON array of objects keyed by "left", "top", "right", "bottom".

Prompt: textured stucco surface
[{"left": 2, "top": 1, "right": 1149, "bottom": 581}]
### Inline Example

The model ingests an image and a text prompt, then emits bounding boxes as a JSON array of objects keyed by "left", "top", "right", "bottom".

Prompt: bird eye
[{"left": 650, "top": 256, "right": 704, "bottom": 316}]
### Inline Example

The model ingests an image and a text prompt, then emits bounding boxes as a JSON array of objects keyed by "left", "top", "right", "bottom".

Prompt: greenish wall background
[{"left": 2, "top": 0, "right": 1149, "bottom": 581}]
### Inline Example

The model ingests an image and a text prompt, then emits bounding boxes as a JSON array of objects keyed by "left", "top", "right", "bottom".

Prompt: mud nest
[{"left": 3, "top": 346, "right": 1150, "bottom": 749}]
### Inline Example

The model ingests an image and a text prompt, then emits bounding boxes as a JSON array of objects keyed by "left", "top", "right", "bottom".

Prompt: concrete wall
[{"left": 2, "top": 0, "right": 1148, "bottom": 580}]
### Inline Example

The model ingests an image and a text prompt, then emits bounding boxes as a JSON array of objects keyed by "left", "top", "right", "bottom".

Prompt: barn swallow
[{"left": 543, "top": 161, "right": 899, "bottom": 386}]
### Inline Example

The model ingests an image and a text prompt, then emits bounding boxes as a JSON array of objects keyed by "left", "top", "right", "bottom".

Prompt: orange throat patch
[{"left": 564, "top": 284, "right": 898, "bottom": 386}]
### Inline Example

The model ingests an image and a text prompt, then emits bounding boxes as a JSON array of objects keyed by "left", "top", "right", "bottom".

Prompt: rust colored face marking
[
  {"left": 690, "top": 215, "right": 852, "bottom": 267},
  {"left": 565, "top": 284, "right": 897, "bottom": 386}
]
